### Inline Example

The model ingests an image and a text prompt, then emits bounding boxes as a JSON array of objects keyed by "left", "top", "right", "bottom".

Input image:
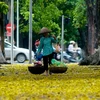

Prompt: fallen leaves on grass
[{"left": 0, "top": 64, "right": 100, "bottom": 100}]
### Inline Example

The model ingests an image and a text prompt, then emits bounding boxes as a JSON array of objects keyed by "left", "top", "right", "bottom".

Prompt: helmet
[{"left": 69, "top": 41, "right": 75, "bottom": 44}]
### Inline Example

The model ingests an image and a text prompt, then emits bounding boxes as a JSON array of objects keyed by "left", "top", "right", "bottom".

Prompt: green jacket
[{"left": 37, "top": 36, "right": 56, "bottom": 56}]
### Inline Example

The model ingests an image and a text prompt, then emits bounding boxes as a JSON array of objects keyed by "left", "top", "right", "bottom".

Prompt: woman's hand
[{"left": 52, "top": 35, "right": 56, "bottom": 39}]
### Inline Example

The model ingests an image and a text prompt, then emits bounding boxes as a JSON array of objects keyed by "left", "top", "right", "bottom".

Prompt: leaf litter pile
[{"left": 0, "top": 63, "right": 100, "bottom": 100}]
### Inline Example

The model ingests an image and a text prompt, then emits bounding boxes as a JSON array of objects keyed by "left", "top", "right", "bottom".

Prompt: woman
[{"left": 37, "top": 27, "right": 56, "bottom": 76}]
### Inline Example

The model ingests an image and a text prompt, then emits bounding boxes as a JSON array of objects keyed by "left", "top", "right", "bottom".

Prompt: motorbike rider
[
  {"left": 67, "top": 41, "right": 78, "bottom": 59},
  {"left": 56, "top": 41, "right": 82, "bottom": 62}
]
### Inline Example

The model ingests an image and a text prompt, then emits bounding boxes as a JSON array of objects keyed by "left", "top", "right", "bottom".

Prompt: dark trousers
[{"left": 43, "top": 53, "right": 53, "bottom": 71}]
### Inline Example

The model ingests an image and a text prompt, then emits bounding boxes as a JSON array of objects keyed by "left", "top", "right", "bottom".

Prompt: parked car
[{"left": 4, "top": 41, "right": 35, "bottom": 63}]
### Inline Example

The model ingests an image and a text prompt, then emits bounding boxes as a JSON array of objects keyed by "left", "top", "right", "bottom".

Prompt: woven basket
[
  {"left": 28, "top": 64, "right": 45, "bottom": 74},
  {"left": 49, "top": 66, "right": 67, "bottom": 73}
]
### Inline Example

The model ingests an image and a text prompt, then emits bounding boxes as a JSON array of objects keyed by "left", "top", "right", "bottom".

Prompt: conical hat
[{"left": 39, "top": 27, "right": 52, "bottom": 34}]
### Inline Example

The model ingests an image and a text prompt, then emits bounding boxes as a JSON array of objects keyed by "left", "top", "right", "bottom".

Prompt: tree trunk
[
  {"left": 79, "top": 48, "right": 100, "bottom": 65},
  {"left": 85, "top": 0, "right": 96, "bottom": 55},
  {"left": 96, "top": 0, "right": 100, "bottom": 46},
  {"left": 79, "top": 0, "right": 100, "bottom": 65},
  {"left": 78, "top": 26, "right": 88, "bottom": 57},
  {"left": 0, "top": 13, "right": 8, "bottom": 64}
]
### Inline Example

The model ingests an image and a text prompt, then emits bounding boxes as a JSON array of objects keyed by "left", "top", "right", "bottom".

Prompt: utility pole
[
  {"left": 11, "top": 0, "right": 14, "bottom": 64},
  {"left": 17, "top": 0, "right": 19, "bottom": 47},
  {"left": 61, "top": 15, "right": 64, "bottom": 63},
  {"left": 29, "top": 0, "right": 32, "bottom": 64}
]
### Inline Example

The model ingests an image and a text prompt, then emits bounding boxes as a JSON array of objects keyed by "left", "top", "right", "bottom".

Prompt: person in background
[
  {"left": 37, "top": 27, "right": 56, "bottom": 76},
  {"left": 35, "top": 39, "right": 40, "bottom": 55},
  {"left": 73, "top": 42, "right": 82, "bottom": 56},
  {"left": 67, "top": 41, "right": 77, "bottom": 58},
  {"left": 53, "top": 42, "right": 61, "bottom": 60},
  {"left": 35, "top": 39, "right": 40, "bottom": 49},
  {"left": 67, "top": 40, "right": 82, "bottom": 59},
  {"left": 74, "top": 42, "right": 81, "bottom": 51},
  {"left": 67, "top": 41, "right": 75, "bottom": 52},
  {"left": 35, "top": 39, "right": 43, "bottom": 61}
]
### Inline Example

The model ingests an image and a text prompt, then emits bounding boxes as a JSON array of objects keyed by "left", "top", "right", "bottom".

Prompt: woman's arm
[{"left": 51, "top": 35, "right": 57, "bottom": 43}]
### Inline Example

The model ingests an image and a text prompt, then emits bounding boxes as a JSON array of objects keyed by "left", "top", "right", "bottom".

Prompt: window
[{"left": 4, "top": 43, "right": 11, "bottom": 48}]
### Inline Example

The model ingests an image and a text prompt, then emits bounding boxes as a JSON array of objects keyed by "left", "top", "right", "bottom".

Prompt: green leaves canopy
[
  {"left": 17, "top": 0, "right": 87, "bottom": 43},
  {"left": 0, "top": 2, "right": 8, "bottom": 14},
  {"left": 20, "top": 0, "right": 62, "bottom": 36},
  {"left": 72, "top": 0, "right": 87, "bottom": 28}
]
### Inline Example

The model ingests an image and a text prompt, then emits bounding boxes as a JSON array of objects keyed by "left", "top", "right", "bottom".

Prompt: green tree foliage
[
  {"left": 0, "top": 2, "right": 8, "bottom": 14},
  {"left": 19, "top": 0, "right": 62, "bottom": 37},
  {"left": 72, "top": 0, "right": 87, "bottom": 28},
  {"left": 57, "top": 0, "right": 82, "bottom": 44},
  {"left": 15, "top": 0, "right": 87, "bottom": 44}
]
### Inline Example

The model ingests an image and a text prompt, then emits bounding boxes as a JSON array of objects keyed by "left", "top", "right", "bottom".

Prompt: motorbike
[
  {"left": 35, "top": 47, "right": 83, "bottom": 63},
  {"left": 56, "top": 49, "right": 83, "bottom": 63}
]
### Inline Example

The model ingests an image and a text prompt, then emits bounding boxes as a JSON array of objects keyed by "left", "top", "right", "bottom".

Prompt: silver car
[{"left": 4, "top": 41, "right": 35, "bottom": 63}]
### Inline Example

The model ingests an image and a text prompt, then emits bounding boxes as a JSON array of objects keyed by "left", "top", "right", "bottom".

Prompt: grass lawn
[{"left": 0, "top": 63, "right": 100, "bottom": 100}]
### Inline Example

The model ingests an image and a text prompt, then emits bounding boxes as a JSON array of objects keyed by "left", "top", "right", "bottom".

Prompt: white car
[{"left": 4, "top": 41, "right": 35, "bottom": 63}]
